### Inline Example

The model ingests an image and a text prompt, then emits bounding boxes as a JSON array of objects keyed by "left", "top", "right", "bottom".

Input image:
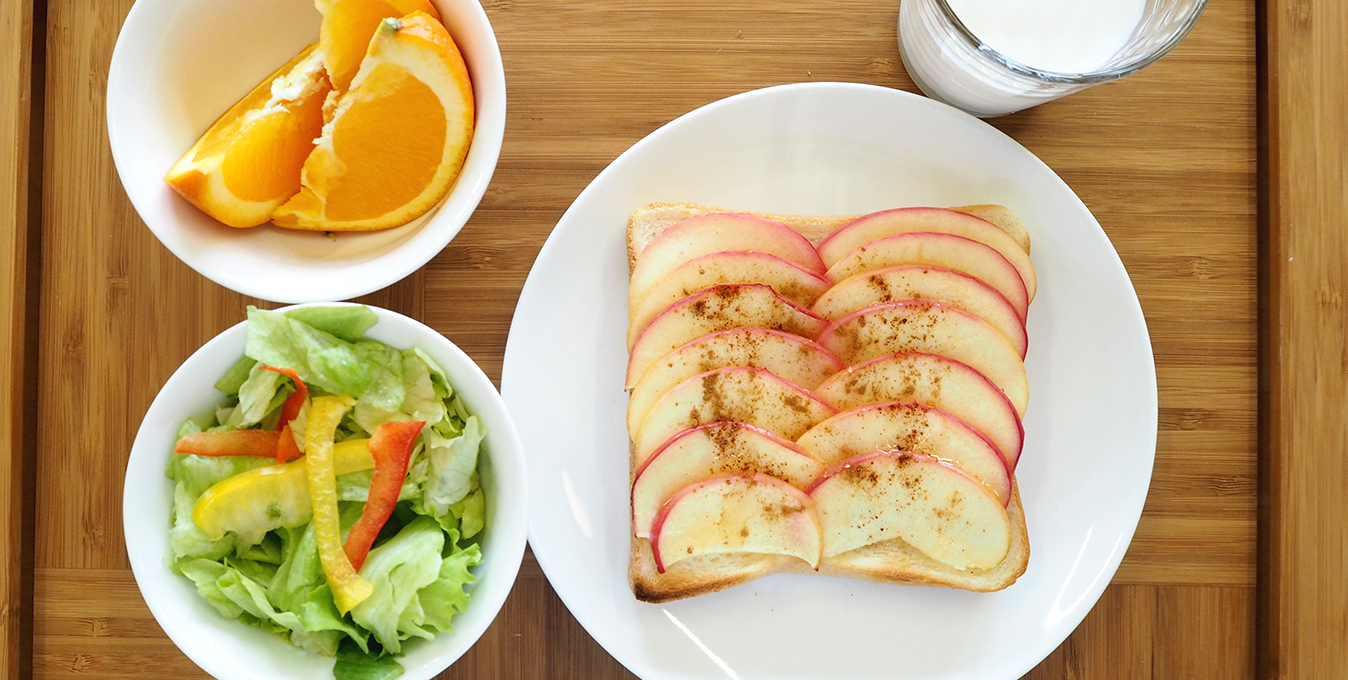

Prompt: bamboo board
[
  {"left": 9, "top": 0, "right": 1338, "bottom": 676},
  {"left": 0, "top": 0, "right": 34, "bottom": 677},
  {"left": 1260, "top": 0, "right": 1348, "bottom": 676}
]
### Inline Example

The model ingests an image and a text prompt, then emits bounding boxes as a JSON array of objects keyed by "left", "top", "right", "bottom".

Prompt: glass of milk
[{"left": 898, "top": 0, "right": 1208, "bottom": 117}]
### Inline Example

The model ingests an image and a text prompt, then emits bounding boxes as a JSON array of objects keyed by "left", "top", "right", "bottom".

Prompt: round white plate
[{"left": 500, "top": 82, "right": 1156, "bottom": 680}]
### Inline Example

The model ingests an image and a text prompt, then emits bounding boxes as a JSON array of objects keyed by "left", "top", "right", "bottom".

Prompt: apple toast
[{"left": 626, "top": 202, "right": 1033, "bottom": 603}]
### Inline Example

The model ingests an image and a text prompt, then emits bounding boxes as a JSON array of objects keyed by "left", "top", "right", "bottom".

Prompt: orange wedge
[
  {"left": 271, "top": 12, "right": 474, "bottom": 232},
  {"left": 164, "top": 45, "right": 332, "bottom": 228},
  {"left": 318, "top": 0, "right": 443, "bottom": 93}
]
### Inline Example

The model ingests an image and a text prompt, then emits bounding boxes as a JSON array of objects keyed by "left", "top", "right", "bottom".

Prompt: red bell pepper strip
[
  {"left": 175, "top": 429, "right": 280, "bottom": 457},
  {"left": 343, "top": 420, "right": 425, "bottom": 572},
  {"left": 276, "top": 423, "right": 304, "bottom": 464},
  {"left": 259, "top": 365, "right": 308, "bottom": 431}
]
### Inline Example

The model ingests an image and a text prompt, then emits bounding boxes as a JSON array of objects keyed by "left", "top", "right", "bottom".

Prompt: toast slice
[{"left": 626, "top": 201, "right": 1031, "bottom": 602}]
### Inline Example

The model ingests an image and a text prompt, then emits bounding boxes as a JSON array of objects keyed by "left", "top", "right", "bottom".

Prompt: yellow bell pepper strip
[
  {"left": 175, "top": 429, "right": 280, "bottom": 457},
  {"left": 259, "top": 365, "right": 308, "bottom": 431},
  {"left": 192, "top": 438, "right": 372, "bottom": 540},
  {"left": 343, "top": 420, "right": 424, "bottom": 571},
  {"left": 275, "top": 423, "right": 304, "bottom": 463},
  {"left": 304, "top": 395, "right": 372, "bottom": 614}
]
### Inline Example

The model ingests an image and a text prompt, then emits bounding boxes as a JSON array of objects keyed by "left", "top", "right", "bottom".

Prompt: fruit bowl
[
  {"left": 122, "top": 304, "right": 528, "bottom": 679},
  {"left": 106, "top": 0, "right": 506, "bottom": 303}
]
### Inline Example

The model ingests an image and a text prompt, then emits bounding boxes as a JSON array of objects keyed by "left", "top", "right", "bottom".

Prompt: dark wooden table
[{"left": 0, "top": 0, "right": 1343, "bottom": 677}]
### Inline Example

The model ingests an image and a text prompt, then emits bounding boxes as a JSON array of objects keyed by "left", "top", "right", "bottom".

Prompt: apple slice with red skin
[
  {"left": 825, "top": 232, "right": 1029, "bottom": 320},
  {"left": 796, "top": 401, "right": 1011, "bottom": 505},
  {"left": 628, "top": 251, "right": 832, "bottom": 348},
  {"left": 816, "top": 301, "right": 1028, "bottom": 415},
  {"left": 629, "top": 213, "right": 826, "bottom": 309},
  {"left": 633, "top": 366, "right": 836, "bottom": 467},
  {"left": 817, "top": 207, "right": 1037, "bottom": 301},
  {"left": 626, "top": 328, "right": 843, "bottom": 436},
  {"left": 632, "top": 422, "right": 825, "bottom": 538},
  {"left": 806, "top": 451, "right": 1011, "bottom": 569},
  {"left": 625, "top": 284, "right": 829, "bottom": 389},
  {"left": 650, "top": 473, "right": 823, "bottom": 573},
  {"left": 811, "top": 265, "right": 1027, "bottom": 357},
  {"left": 815, "top": 352, "right": 1024, "bottom": 471}
]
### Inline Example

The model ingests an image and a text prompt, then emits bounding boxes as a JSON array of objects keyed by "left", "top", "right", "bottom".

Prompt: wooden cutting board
[{"left": 0, "top": 0, "right": 1342, "bottom": 677}]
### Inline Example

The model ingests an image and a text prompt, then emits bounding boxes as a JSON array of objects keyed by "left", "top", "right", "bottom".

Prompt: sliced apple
[
  {"left": 816, "top": 352, "right": 1023, "bottom": 470},
  {"left": 817, "top": 207, "right": 1036, "bottom": 301},
  {"left": 650, "top": 473, "right": 823, "bottom": 573},
  {"left": 796, "top": 401, "right": 1010, "bottom": 505},
  {"left": 628, "top": 251, "right": 832, "bottom": 348},
  {"left": 633, "top": 367, "right": 836, "bottom": 466},
  {"left": 807, "top": 451, "right": 1011, "bottom": 569},
  {"left": 627, "top": 328, "right": 844, "bottom": 435},
  {"left": 825, "top": 232, "right": 1028, "bottom": 320},
  {"left": 625, "top": 284, "right": 829, "bottom": 389},
  {"left": 632, "top": 422, "right": 825, "bottom": 538},
  {"left": 811, "top": 265, "right": 1027, "bottom": 357},
  {"left": 629, "top": 213, "right": 826, "bottom": 309},
  {"left": 816, "top": 301, "right": 1028, "bottom": 415}
]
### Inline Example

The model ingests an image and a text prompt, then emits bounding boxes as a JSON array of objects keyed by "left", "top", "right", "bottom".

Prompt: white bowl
[
  {"left": 106, "top": 0, "right": 506, "bottom": 303},
  {"left": 124, "top": 304, "right": 528, "bottom": 680}
]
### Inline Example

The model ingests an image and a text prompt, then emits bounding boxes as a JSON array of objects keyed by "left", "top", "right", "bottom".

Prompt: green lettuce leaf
[
  {"left": 418, "top": 542, "right": 482, "bottom": 634},
  {"left": 244, "top": 307, "right": 406, "bottom": 411},
  {"left": 352, "top": 351, "right": 446, "bottom": 435},
  {"left": 178, "top": 556, "right": 346, "bottom": 656},
  {"left": 284, "top": 306, "right": 380, "bottom": 343},
  {"left": 350, "top": 517, "right": 445, "bottom": 654},
  {"left": 447, "top": 483, "right": 486, "bottom": 540},
  {"left": 224, "top": 364, "right": 285, "bottom": 428},
  {"left": 270, "top": 522, "right": 370, "bottom": 654},
  {"left": 421, "top": 416, "right": 484, "bottom": 515},
  {"left": 215, "top": 356, "right": 258, "bottom": 394},
  {"left": 333, "top": 641, "right": 404, "bottom": 680}
]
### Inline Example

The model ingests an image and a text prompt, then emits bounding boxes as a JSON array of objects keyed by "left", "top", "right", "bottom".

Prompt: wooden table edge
[
  {"left": 0, "top": 0, "right": 40, "bottom": 678},
  {"left": 1258, "top": 0, "right": 1348, "bottom": 677}
]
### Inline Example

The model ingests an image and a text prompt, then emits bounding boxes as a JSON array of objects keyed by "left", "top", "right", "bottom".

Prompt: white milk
[
  {"left": 945, "top": 0, "right": 1144, "bottom": 74},
  {"left": 899, "top": 0, "right": 1146, "bottom": 116}
]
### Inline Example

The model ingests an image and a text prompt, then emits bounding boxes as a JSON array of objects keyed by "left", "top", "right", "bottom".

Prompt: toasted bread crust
[
  {"left": 626, "top": 201, "right": 1032, "bottom": 602},
  {"left": 630, "top": 543, "right": 788, "bottom": 603}
]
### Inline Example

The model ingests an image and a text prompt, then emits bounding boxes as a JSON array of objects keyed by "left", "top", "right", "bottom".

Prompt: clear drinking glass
[{"left": 898, "top": 0, "right": 1208, "bottom": 117}]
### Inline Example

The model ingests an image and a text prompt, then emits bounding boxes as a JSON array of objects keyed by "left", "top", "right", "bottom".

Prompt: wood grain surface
[
  {"left": 0, "top": 0, "right": 36, "bottom": 677},
  {"left": 24, "top": 0, "right": 1265, "bottom": 677},
  {"left": 1260, "top": 0, "right": 1348, "bottom": 677}
]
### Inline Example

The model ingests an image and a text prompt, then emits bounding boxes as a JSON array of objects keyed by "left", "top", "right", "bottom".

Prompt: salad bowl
[{"left": 123, "top": 303, "right": 527, "bottom": 680}]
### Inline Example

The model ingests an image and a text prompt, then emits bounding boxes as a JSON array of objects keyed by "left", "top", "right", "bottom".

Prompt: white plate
[
  {"left": 107, "top": 0, "right": 506, "bottom": 303},
  {"left": 500, "top": 82, "right": 1156, "bottom": 680}
]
